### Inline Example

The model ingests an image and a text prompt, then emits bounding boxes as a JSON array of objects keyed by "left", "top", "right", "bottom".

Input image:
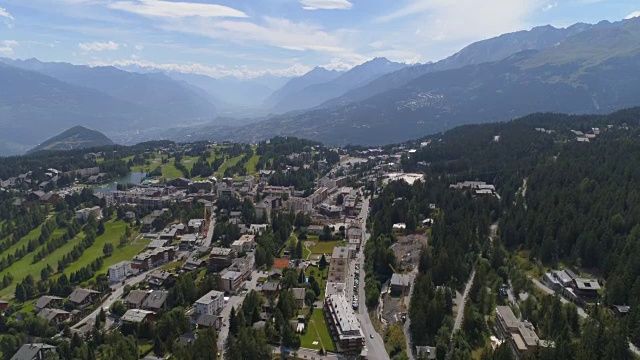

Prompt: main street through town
[{"left": 356, "top": 195, "right": 390, "bottom": 360}]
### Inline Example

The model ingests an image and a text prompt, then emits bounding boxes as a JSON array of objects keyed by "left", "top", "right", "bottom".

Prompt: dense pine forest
[{"left": 368, "top": 108, "right": 640, "bottom": 359}]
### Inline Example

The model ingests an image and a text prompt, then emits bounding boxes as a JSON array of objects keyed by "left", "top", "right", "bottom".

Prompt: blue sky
[{"left": 0, "top": 0, "right": 638, "bottom": 78}]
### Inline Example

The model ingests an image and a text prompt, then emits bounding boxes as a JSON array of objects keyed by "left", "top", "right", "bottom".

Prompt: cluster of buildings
[
  {"left": 32, "top": 288, "right": 102, "bottom": 328},
  {"left": 496, "top": 306, "right": 553, "bottom": 359},
  {"left": 450, "top": 181, "right": 497, "bottom": 196},
  {"left": 543, "top": 269, "right": 602, "bottom": 306}
]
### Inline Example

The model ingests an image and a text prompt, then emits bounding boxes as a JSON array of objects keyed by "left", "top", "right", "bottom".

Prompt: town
[{"left": 0, "top": 123, "right": 637, "bottom": 360}]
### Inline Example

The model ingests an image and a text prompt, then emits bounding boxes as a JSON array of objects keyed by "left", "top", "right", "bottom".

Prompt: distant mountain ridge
[
  {"left": 191, "top": 17, "right": 640, "bottom": 146},
  {"left": 270, "top": 57, "right": 408, "bottom": 113},
  {"left": 262, "top": 67, "right": 343, "bottom": 109},
  {"left": 321, "top": 22, "right": 598, "bottom": 108},
  {"left": 0, "top": 58, "right": 217, "bottom": 123},
  {"left": 28, "top": 126, "right": 114, "bottom": 153}
]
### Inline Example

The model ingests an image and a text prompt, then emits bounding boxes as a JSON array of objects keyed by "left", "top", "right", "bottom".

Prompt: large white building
[
  {"left": 324, "top": 294, "right": 364, "bottom": 355},
  {"left": 194, "top": 290, "right": 225, "bottom": 316},
  {"left": 108, "top": 261, "right": 132, "bottom": 283}
]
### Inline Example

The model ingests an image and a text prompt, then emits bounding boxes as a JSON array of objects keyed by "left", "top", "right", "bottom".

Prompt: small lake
[{"left": 93, "top": 172, "right": 147, "bottom": 194}]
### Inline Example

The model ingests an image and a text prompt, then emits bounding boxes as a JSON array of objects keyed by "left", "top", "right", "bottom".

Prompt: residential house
[
  {"left": 571, "top": 278, "right": 601, "bottom": 301},
  {"left": 178, "top": 333, "right": 197, "bottom": 347},
  {"left": 10, "top": 343, "right": 57, "bottom": 360},
  {"left": 67, "top": 288, "right": 100, "bottom": 308},
  {"left": 231, "top": 234, "right": 255, "bottom": 253},
  {"left": 262, "top": 282, "right": 280, "bottom": 298},
  {"left": 147, "top": 270, "right": 176, "bottom": 288},
  {"left": 0, "top": 300, "right": 8, "bottom": 312},
  {"left": 306, "top": 225, "right": 324, "bottom": 236},
  {"left": 183, "top": 258, "right": 206, "bottom": 271},
  {"left": 125, "top": 290, "right": 151, "bottom": 309},
  {"left": 328, "top": 246, "right": 350, "bottom": 283},
  {"left": 192, "top": 313, "right": 222, "bottom": 330},
  {"left": 37, "top": 308, "right": 71, "bottom": 324},
  {"left": 269, "top": 269, "right": 283, "bottom": 280},
  {"left": 187, "top": 219, "right": 205, "bottom": 233},
  {"left": 292, "top": 288, "right": 306, "bottom": 308},
  {"left": 179, "top": 234, "right": 198, "bottom": 250},
  {"left": 194, "top": 290, "right": 225, "bottom": 316},
  {"left": 610, "top": 305, "right": 631, "bottom": 317},
  {"left": 209, "top": 247, "right": 236, "bottom": 271},
  {"left": 75, "top": 206, "right": 102, "bottom": 222},
  {"left": 345, "top": 223, "right": 362, "bottom": 242},
  {"left": 34, "top": 296, "right": 63, "bottom": 312},
  {"left": 141, "top": 290, "right": 169, "bottom": 312},
  {"left": 121, "top": 309, "right": 155, "bottom": 324},
  {"left": 108, "top": 261, "right": 132, "bottom": 283},
  {"left": 131, "top": 247, "right": 176, "bottom": 271}
]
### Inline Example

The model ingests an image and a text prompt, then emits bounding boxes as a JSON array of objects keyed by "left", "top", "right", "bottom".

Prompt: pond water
[{"left": 93, "top": 172, "right": 147, "bottom": 194}]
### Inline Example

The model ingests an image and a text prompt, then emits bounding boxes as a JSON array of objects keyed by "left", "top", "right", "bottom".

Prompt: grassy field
[
  {"left": 244, "top": 153, "right": 260, "bottom": 174},
  {"left": 305, "top": 265, "right": 328, "bottom": 298},
  {"left": 300, "top": 307, "right": 335, "bottom": 352},
  {"left": 309, "top": 240, "right": 347, "bottom": 255},
  {"left": 63, "top": 219, "right": 148, "bottom": 283},
  {"left": 215, "top": 154, "right": 244, "bottom": 178},
  {"left": 0, "top": 228, "right": 85, "bottom": 298},
  {"left": 161, "top": 163, "right": 184, "bottom": 179},
  {"left": 0, "top": 224, "right": 44, "bottom": 265}
]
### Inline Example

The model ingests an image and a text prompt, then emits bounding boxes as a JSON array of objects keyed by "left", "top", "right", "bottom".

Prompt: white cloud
[
  {"left": 134, "top": 44, "right": 144, "bottom": 51},
  {"left": 0, "top": 6, "right": 13, "bottom": 20},
  {"left": 78, "top": 41, "right": 121, "bottom": 52},
  {"left": 0, "top": 40, "right": 18, "bottom": 56},
  {"left": 109, "top": 0, "right": 248, "bottom": 18},
  {"left": 625, "top": 11, "right": 640, "bottom": 19},
  {"left": 89, "top": 59, "right": 312, "bottom": 79},
  {"left": 160, "top": 16, "right": 365, "bottom": 63},
  {"left": 300, "top": 0, "right": 353, "bottom": 11},
  {"left": 376, "top": 0, "right": 543, "bottom": 44},
  {"left": 543, "top": 2, "right": 558, "bottom": 11},
  {"left": 0, "top": 6, "right": 14, "bottom": 28}
]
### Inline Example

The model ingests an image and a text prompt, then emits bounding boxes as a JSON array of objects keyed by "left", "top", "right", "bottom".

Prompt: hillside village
[
  {"left": 0, "top": 113, "right": 636, "bottom": 360},
  {"left": 0, "top": 136, "right": 437, "bottom": 360}
]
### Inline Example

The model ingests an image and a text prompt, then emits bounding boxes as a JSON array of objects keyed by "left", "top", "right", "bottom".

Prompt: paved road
[
  {"left": 202, "top": 211, "right": 216, "bottom": 249},
  {"left": 272, "top": 346, "right": 339, "bottom": 360},
  {"left": 217, "top": 295, "right": 247, "bottom": 358},
  {"left": 71, "top": 268, "right": 154, "bottom": 329},
  {"left": 356, "top": 196, "right": 390, "bottom": 360},
  {"left": 529, "top": 276, "right": 640, "bottom": 357},
  {"left": 451, "top": 270, "right": 476, "bottom": 337}
]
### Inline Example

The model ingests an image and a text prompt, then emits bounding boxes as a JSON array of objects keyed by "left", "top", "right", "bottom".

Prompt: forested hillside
[{"left": 369, "top": 108, "right": 640, "bottom": 359}]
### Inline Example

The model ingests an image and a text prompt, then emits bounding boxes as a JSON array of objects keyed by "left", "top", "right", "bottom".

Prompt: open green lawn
[
  {"left": 300, "top": 307, "right": 335, "bottom": 352},
  {"left": 309, "top": 241, "right": 347, "bottom": 255},
  {"left": 215, "top": 154, "right": 244, "bottom": 178},
  {"left": 0, "top": 229, "right": 85, "bottom": 299},
  {"left": 181, "top": 156, "right": 200, "bottom": 171},
  {"left": 305, "top": 265, "right": 328, "bottom": 298},
  {"left": 161, "top": 163, "right": 184, "bottom": 179},
  {"left": 63, "top": 219, "right": 147, "bottom": 283},
  {"left": 0, "top": 224, "right": 44, "bottom": 265},
  {"left": 244, "top": 153, "right": 261, "bottom": 174}
]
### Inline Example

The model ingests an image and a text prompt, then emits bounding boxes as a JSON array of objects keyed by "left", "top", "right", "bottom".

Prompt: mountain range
[
  {"left": 2, "top": 16, "right": 640, "bottom": 153},
  {"left": 172, "top": 17, "right": 640, "bottom": 145},
  {"left": 28, "top": 126, "right": 114, "bottom": 153}
]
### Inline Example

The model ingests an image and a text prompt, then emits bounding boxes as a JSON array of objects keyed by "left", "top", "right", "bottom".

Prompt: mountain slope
[
  {"left": 262, "top": 67, "right": 343, "bottom": 108},
  {"left": 0, "top": 58, "right": 217, "bottom": 123},
  {"left": 321, "top": 22, "right": 597, "bottom": 108},
  {"left": 0, "top": 63, "right": 148, "bottom": 150},
  {"left": 28, "top": 126, "right": 114, "bottom": 153},
  {"left": 270, "top": 58, "right": 407, "bottom": 113},
  {"left": 207, "top": 17, "right": 640, "bottom": 146}
]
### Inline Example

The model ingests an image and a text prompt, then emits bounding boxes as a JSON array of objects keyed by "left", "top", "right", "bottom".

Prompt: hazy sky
[{"left": 0, "top": 0, "right": 638, "bottom": 78}]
